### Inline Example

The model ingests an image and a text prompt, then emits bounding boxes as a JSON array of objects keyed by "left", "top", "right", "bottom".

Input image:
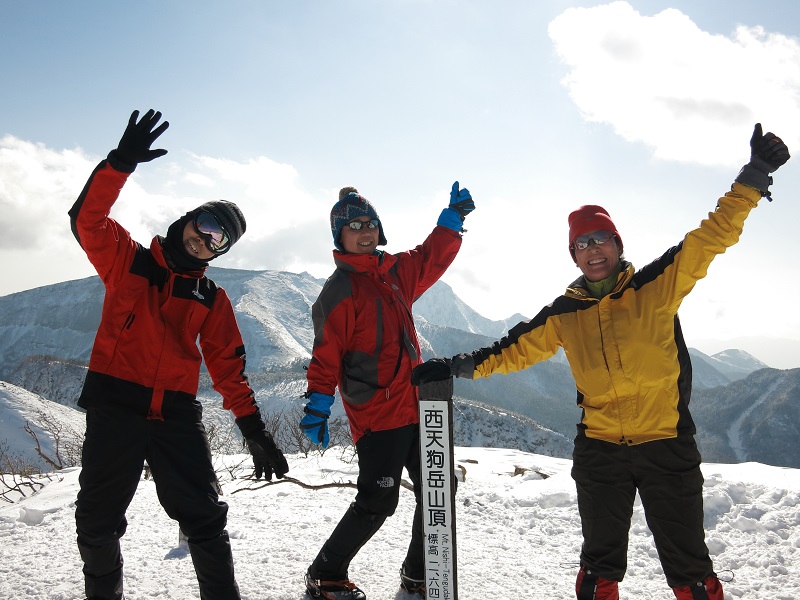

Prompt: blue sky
[{"left": 2, "top": 1, "right": 799, "bottom": 367}]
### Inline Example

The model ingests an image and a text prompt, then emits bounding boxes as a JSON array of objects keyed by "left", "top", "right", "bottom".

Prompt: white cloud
[
  {"left": 0, "top": 136, "right": 93, "bottom": 250},
  {"left": 0, "top": 137, "right": 337, "bottom": 296},
  {"left": 176, "top": 154, "right": 330, "bottom": 239},
  {"left": 548, "top": 1, "right": 800, "bottom": 166},
  {"left": 183, "top": 171, "right": 215, "bottom": 187},
  {"left": 0, "top": 136, "right": 101, "bottom": 294}
]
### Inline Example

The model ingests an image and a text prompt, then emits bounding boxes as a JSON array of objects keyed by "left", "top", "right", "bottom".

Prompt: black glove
[
  {"left": 735, "top": 123, "right": 790, "bottom": 198},
  {"left": 236, "top": 412, "right": 289, "bottom": 480},
  {"left": 412, "top": 358, "right": 454, "bottom": 385},
  {"left": 113, "top": 109, "right": 170, "bottom": 166},
  {"left": 412, "top": 354, "right": 476, "bottom": 384},
  {"left": 751, "top": 123, "right": 790, "bottom": 170}
]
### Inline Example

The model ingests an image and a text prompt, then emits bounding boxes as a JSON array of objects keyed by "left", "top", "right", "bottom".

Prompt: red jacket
[
  {"left": 69, "top": 159, "right": 258, "bottom": 421},
  {"left": 306, "top": 226, "right": 462, "bottom": 442}
]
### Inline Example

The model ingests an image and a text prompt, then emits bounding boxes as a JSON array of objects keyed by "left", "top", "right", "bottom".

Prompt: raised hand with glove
[
  {"left": 236, "top": 411, "right": 290, "bottom": 480},
  {"left": 735, "top": 123, "right": 791, "bottom": 200},
  {"left": 110, "top": 109, "right": 170, "bottom": 169},
  {"left": 300, "top": 392, "right": 334, "bottom": 449},
  {"left": 437, "top": 181, "right": 475, "bottom": 232}
]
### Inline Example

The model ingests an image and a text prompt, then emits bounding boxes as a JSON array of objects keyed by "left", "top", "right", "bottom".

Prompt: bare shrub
[
  {"left": 23, "top": 409, "right": 82, "bottom": 470},
  {"left": 0, "top": 439, "right": 58, "bottom": 504}
]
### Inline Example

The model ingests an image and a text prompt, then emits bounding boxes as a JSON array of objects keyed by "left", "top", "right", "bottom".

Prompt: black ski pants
[
  {"left": 309, "top": 423, "right": 425, "bottom": 581},
  {"left": 75, "top": 402, "right": 239, "bottom": 600},
  {"left": 571, "top": 435, "right": 715, "bottom": 588}
]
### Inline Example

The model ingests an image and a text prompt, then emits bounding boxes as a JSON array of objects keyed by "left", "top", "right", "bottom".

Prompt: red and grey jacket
[
  {"left": 68, "top": 158, "right": 258, "bottom": 421},
  {"left": 306, "top": 226, "right": 462, "bottom": 443}
]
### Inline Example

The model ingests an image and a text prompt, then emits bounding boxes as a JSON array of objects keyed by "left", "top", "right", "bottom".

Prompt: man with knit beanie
[
  {"left": 69, "top": 110, "right": 289, "bottom": 600},
  {"left": 412, "top": 123, "right": 790, "bottom": 600},
  {"left": 301, "top": 182, "right": 475, "bottom": 599}
]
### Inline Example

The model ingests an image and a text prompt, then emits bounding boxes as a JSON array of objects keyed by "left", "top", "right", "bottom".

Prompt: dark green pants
[{"left": 571, "top": 435, "right": 714, "bottom": 588}]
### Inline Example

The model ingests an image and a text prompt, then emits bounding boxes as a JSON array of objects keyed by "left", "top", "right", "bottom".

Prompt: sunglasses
[
  {"left": 346, "top": 219, "right": 379, "bottom": 231},
  {"left": 572, "top": 230, "right": 615, "bottom": 251},
  {"left": 193, "top": 211, "right": 231, "bottom": 254}
]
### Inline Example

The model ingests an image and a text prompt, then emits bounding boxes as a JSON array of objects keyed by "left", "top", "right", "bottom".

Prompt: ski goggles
[
  {"left": 572, "top": 230, "right": 615, "bottom": 251},
  {"left": 346, "top": 218, "right": 380, "bottom": 231},
  {"left": 193, "top": 211, "right": 231, "bottom": 254}
]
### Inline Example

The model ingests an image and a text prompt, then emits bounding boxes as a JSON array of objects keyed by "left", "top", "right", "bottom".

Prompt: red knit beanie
[{"left": 568, "top": 205, "right": 622, "bottom": 260}]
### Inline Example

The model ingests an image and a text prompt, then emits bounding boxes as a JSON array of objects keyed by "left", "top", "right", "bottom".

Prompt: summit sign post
[{"left": 418, "top": 377, "right": 458, "bottom": 600}]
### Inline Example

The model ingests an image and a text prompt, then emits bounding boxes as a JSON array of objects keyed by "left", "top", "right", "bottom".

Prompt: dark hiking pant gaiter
[{"left": 309, "top": 423, "right": 425, "bottom": 580}]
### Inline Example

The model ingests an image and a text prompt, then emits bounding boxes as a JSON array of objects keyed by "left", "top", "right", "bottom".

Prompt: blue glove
[
  {"left": 449, "top": 180, "right": 475, "bottom": 217},
  {"left": 437, "top": 181, "right": 474, "bottom": 232},
  {"left": 300, "top": 392, "right": 334, "bottom": 449}
]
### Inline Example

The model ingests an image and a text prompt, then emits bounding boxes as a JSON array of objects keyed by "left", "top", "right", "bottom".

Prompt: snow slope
[{"left": 1, "top": 448, "right": 799, "bottom": 600}]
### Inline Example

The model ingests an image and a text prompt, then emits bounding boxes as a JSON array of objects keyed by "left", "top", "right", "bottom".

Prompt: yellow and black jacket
[{"left": 458, "top": 182, "right": 761, "bottom": 445}]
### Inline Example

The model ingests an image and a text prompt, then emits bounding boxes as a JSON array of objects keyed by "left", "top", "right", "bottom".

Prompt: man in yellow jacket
[{"left": 412, "top": 123, "right": 790, "bottom": 600}]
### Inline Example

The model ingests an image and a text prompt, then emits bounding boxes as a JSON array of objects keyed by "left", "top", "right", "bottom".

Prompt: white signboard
[{"left": 418, "top": 378, "right": 458, "bottom": 600}]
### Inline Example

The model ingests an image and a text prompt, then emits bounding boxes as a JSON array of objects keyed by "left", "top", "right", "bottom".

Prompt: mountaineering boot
[
  {"left": 672, "top": 574, "right": 724, "bottom": 600},
  {"left": 305, "top": 571, "right": 367, "bottom": 600},
  {"left": 576, "top": 564, "right": 619, "bottom": 600},
  {"left": 399, "top": 563, "right": 426, "bottom": 597}
]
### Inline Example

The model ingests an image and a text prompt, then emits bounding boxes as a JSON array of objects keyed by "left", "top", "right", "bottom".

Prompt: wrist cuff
[
  {"left": 437, "top": 207, "right": 464, "bottom": 232},
  {"left": 235, "top": 411, "right": 265, "bottom": 438},
  {"left": 106, "top": 150, "right": 137, "bottom": 173},
  {"left": 451, "top": 353, "right": 476, "bottom": 379},
  {"left": 735, "top": 163, "right": 772, "bottom": 196}
]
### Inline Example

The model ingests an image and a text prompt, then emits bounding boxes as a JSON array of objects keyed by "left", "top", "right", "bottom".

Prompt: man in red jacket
[
  {"left": 300, "top": 183, "right": 475, "bottom": 600},
  {"left": 69, "top": 109, "right": 289, "bottom": 600}
]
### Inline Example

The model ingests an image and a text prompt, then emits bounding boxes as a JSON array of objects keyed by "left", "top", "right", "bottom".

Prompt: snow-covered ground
[{"left": 1, "top": 446, "right": 799, "bottom": 600}]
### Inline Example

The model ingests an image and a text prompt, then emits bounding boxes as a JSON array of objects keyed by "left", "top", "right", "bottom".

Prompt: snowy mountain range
[
  {"left": 0, "top": 267, "right": 797, "bottom": 468},
  {"left": 2, "top": 269, "right": 800, "bottom": 600}
]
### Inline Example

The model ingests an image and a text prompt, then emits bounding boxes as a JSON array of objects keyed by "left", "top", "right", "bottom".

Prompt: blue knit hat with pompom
[{"left": 329, "top": 187, "right": 387, "bottom": 251}]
